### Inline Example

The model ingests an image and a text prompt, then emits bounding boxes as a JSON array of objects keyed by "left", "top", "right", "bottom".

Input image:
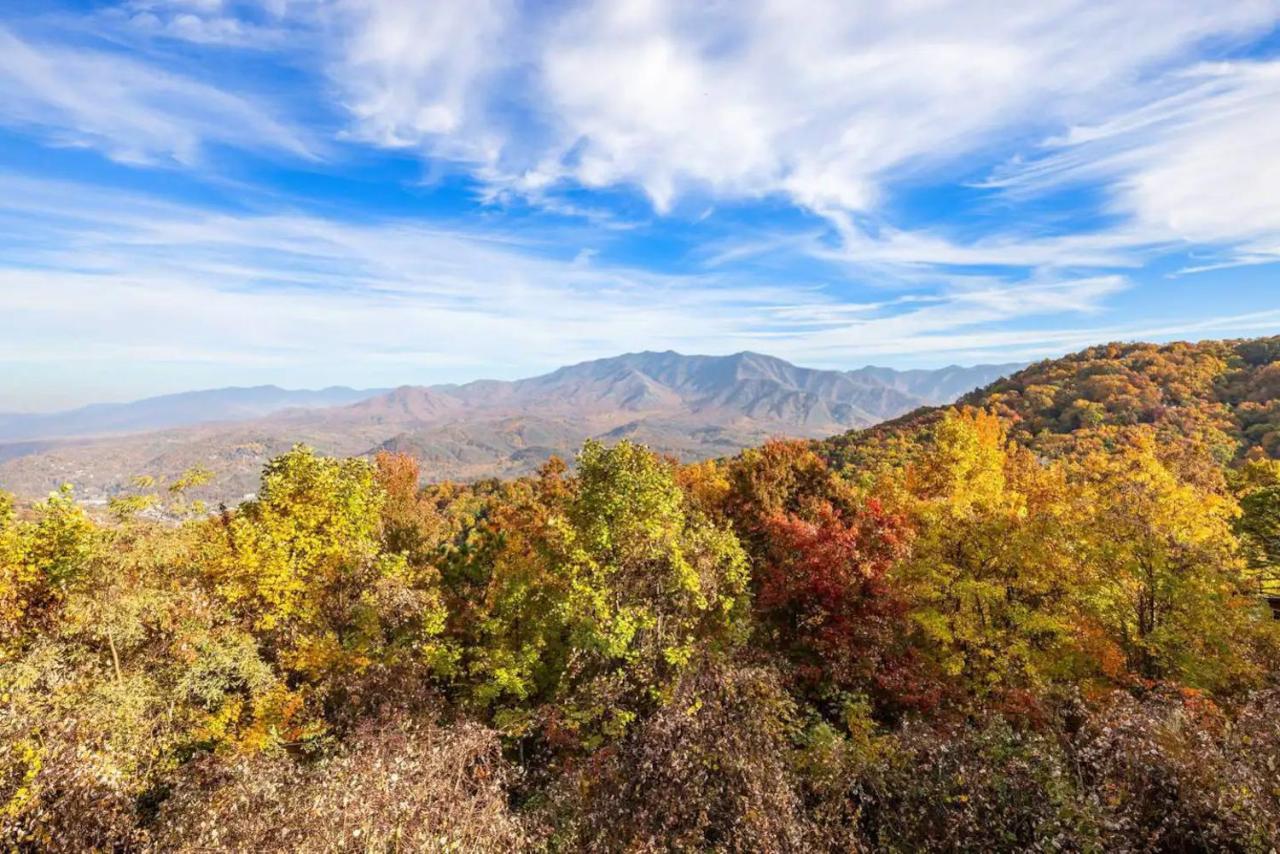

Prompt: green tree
[
  {"left": 1234, "top": 459, "right": 1280, "bottom": 599},
  {"left": 471, "top": 441, "right": 749, "bottom": 746}
]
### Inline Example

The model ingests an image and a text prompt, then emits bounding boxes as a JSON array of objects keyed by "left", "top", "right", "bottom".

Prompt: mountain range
[
  {"left": 0, "top": 352, "right": 1021, "bottom": 503},
  {"left": 0, "top": 385, "right": 385, "bottom": 443}
]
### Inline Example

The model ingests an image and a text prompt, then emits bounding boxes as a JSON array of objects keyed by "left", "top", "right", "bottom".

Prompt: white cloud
[
  {"left": 0, "top": 25, "right": 313, "bottom": 164},
  {"left": 106, "top": 0, "right": 303, "bottom": 47},
  {"left": 987, "top": 60, "right": 1280, "bottom": 266},
  {"left": 334, "top": 0, "right": 513, "bottom": 155},
  {"left": 16, "top": 0, "right": 1280, "bottom": 276},
  {"left": 326, "top": 0, "right": 1279, "bottom": 221}
]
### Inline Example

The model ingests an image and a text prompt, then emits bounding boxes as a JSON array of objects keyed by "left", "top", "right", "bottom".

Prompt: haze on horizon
[{"left": 2, "top": 1, "right": 1279, "bottom": 411}]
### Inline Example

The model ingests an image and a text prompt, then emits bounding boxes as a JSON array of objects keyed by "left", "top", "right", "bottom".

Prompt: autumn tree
[
  {"left": 724, "top": 439, "right": 850, "bottom": 536},
  {"left": 754, "top": 500, "right": 927, "bottom": 714},
  {"left": 374, "top": 450, "right": 453, "bottom": 562},
  {"left": 0, "top": 486, "right": 95, "bottom": 658},
  {"left": 205, "top": 446, "right": 450, "bottom": 734},
  {"left": 894, "top": 409, "right": 1094, "bottom": 700},
  {"left": 1075, "top": 429, "right": 1272, "bottom": 690},
  {"left": 470, "top": 440, "right": 749, "bottom": 746}
]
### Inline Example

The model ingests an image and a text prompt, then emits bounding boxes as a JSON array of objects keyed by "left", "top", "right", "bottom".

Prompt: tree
[
  {"left": 1076, "top": 429, "right": 1269, "bottom": 690},
  {"left": 1233, "top": 459, "right": 1280, "bottom": 599},
  {"left": 724, "top": 439, "right": 849, "bottom": 537},
  {"left": 894, "top": 409, "right": 1091, "bottom": 700},
  {"left": 0, "top": 486, "right": 95, "bottom": 657},
  {"left": 374, "top": 451, "right": 449, "bottom": 562},
  {"left": 754, "top": 500, "right": 927, "bottom": 714},
  {"left": 470, "top": 441, "right": 749, "bottom": 746},
  {"left": 205, "top": 446, "right": 450, "bottom": 733}
]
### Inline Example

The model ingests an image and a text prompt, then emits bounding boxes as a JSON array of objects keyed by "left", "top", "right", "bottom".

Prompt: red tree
[{"left": 756, "top": 500, "right": 939, "bottom": 714}]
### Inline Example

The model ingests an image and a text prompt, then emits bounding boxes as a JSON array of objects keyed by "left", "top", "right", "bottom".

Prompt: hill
[
  {"left": 821, "top": 337, "right": 1280, "bottom": 473},
  {"left": 0, "top": 352, "right": 1018, "bottom": 503}
]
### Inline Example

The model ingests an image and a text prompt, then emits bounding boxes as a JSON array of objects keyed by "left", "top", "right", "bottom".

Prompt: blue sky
[{"left": 1, "top": 1, "right": 1279, "bottom": 411}]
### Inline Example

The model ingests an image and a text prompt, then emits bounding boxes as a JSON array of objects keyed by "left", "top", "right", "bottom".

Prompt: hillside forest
[{"left": 4, "top": 337, "right": 1280, "bottom": 852}]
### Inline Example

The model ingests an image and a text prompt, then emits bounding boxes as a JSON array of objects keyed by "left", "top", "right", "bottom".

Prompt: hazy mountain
[
  {"left": 0, "top": 352, "right": 1021, "bottom": 503},
  {"left": 435, "top": 352, "right": 1016, "bottom": 418},
  {"left": 0, "top": 386, "right": 386, "bottom": 443},
  {"left": 847, "top": 363, "right": 1026, "bottom": 404}
]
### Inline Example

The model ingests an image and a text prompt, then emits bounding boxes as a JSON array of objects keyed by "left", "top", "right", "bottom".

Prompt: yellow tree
[
  {"left": 894, "top": 409, "right": 1093, "bottom": 700},
  {"left": 1074, "top": 428, "right": 1272, "bottom": 690},
  {"left": 0, "top": 486, "right": 96, "bottom": 658},
  {"left": 204, "top": 446, "right": 450, "bottom": 736}
]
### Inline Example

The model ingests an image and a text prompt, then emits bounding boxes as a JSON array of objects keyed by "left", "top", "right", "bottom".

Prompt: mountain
[
  {"left": 847, "top": 363, "right": 1025, "bottom": 404},
  {"left": 819, "top": 336, "right": 1280, "bottom": 473},
  {"left": 0, "top": 385, "right": 385, "bottom": 442},
  {"left": 0, "top": 352, "right": 1021, "bottom": 503}
]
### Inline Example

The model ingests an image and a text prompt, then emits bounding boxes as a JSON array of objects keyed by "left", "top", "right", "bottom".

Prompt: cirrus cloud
[{"left": 0, "top": 23, "right": 314, "bottom": 165}]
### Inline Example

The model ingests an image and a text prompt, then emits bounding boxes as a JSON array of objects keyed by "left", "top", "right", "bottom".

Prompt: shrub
[
  {"left": 1072, "top": 686, "right": 1280, "bottom": 851},
  {"left": 860, "top": 717, "right": 1103, "bottom": 852},
  {"left": 150, "top": 716, "right": 532, "bottom": 852},
  {"left": 1, "top": 719, "right": 143, "bottom": 852},
  {"left": 544, "top": 663, "right": 819, "bottom": 852}
]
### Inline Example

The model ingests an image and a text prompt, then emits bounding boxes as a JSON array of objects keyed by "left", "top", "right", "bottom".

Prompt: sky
[{"left": 1, "top": 1, "right": 1279, "bottom": 411}]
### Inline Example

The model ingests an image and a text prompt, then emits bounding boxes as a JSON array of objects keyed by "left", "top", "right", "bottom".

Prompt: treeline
[{"left": 3, "top": 338, "right": 1280, "bottom": 851}]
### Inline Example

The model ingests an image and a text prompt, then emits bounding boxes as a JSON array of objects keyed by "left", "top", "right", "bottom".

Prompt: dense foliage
[{"left": 4, "top": 337, "right": 1280, "bottom": 851}]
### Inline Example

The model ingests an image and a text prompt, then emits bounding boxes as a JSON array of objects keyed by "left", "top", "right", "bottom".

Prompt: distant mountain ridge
[
  {"left": 435, "top": 350, "right": 1017, "bottom": 415},
  {"left": 0, "top": 385, "right": 385, "bottom": 442},
  {"left": 0, "top": 352, "right": 1022, "bottom": 502}
]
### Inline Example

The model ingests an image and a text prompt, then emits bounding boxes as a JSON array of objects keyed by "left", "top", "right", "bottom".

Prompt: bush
[
  {"left": 859, "top": 717, "right": 1102, "bottom": 852},
  {"left": 544, "top": 663, "right": 819, "bottom": 852},
  {"left": 1, "top": 721, "right": 143, "bottom": 852},
  {"left": 150, "top": 716, "right": 533, "bottom": 852},
  {"left": 1072, "top": 686, "right": 1280, "bottom": 852}
]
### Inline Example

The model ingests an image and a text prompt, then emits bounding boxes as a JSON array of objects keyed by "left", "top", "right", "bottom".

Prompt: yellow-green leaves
[
  {"left": 471, "top": 441, "right": 748, "bottom": 745},
  {"left": 204, "top": 445, "right": 450, "bottom": 735},
  {"left": 0, "top": 486, "right": 96, "bottom": 656},
  {"left": 210, "top": 446, "right": 384, "bottom": 632}
]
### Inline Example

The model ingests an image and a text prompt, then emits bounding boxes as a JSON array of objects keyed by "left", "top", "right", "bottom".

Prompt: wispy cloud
[
  {"left": 11, "top": 1, "right": 1280, "bottom": 273},
  {"left": 107, "top": 1, "right": 299, "bottom": 49},
  {"left": 985, "top": 59, "right": 1280, "bottom": 267},
  {"left": 305, "top": 0, "right": 1280, "bottom": 279},
  {"left": 0, "top": 24, "right": 314, "bottom": 165},
  {"left": 324, "top": 1, "right": 1277, "bottom": 216}
]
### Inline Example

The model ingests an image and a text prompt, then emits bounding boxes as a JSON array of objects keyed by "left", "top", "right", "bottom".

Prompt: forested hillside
[
  {"left": 3, "top": 338, "right": 1280, "bottom": 851},
  {"left": 825, "top": 337, "right": 1280, "bottom": 471}
]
